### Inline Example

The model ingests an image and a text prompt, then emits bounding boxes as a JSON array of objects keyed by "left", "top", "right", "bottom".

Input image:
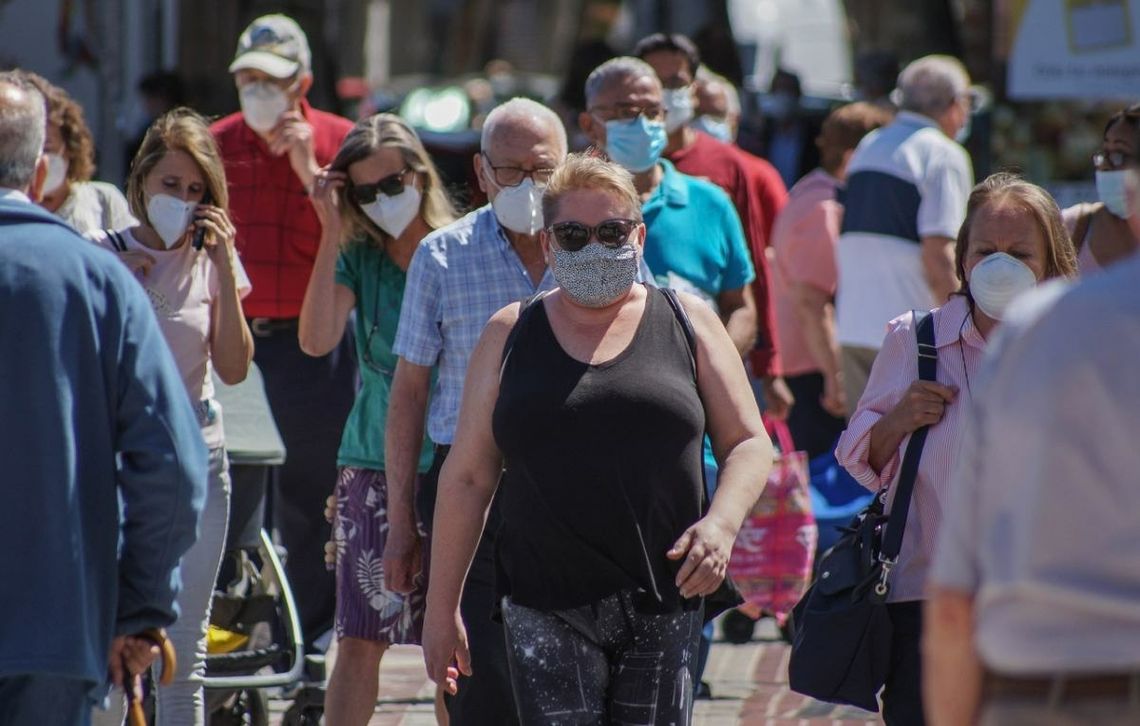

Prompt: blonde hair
[
  {"left": 541, "top": 152, "right": 641, "bottom": 224},
  {"left": 955, "top": 172, "right": 1078, "bottom": 288},
  {"left": 330, "top": 113, "right": 457, "bottom": 244},
  {"left": 127, "top": 108, "right": 229, "bottom": 222}
]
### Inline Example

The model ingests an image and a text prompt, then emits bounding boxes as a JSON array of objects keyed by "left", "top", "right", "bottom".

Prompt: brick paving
[{"left": 266, "top": 620, "right": 883, "bottom": 725}]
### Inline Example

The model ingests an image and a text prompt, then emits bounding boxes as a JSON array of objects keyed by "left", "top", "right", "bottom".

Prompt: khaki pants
[{"left": 840, "top": 344, "right": 879, "bottom": 415}]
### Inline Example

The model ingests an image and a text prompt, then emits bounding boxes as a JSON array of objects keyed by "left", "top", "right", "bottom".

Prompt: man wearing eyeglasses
[
  {"left": 386, "top": 97, "right": 567, "bottom": 725},
  {"left": 835, "top": 54, "right": 976, "bottom": 409},
  {"left": 633, "top": 34, "right": 793, "bottom": 421},
  {"left": 210, "top": 14, "right": 355, "bottom": 654}
]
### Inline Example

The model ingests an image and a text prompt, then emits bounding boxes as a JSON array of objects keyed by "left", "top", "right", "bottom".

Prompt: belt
[
  {"left": 984, "top": 671, "right": 1140, "bottom": 702},
  {"left": 248, "top": 317, "right": 299, "bottom": 338}
]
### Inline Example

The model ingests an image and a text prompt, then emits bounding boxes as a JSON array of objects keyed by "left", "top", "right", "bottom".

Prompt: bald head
[
  {"left": 0, "top": 75, "right": 46, "bottom": 193},
  {"left": 480, "top": 97, "right": 567, "bottom": 158}
]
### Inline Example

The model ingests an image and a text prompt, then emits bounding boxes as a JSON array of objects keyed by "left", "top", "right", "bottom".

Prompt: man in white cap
[{"left": 211, "top": 14, "right": 355, "bottom": 653}]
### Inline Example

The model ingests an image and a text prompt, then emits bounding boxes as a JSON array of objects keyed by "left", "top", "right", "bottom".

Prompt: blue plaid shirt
[{"left": 394, "top": 206, "right": 557, "bottom": 444}]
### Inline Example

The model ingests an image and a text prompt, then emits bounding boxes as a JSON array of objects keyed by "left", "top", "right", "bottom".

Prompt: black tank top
[{"left": 492, "top": 286, "right": 706, "bottom": 614}]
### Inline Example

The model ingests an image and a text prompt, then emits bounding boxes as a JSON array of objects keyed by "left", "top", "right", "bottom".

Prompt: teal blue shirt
[
  {"left": 642, "top": 159, "right": 756, "bottom": 305},
  {"left": 642, "top": 161, "right": 756, "bottom": 475},
  {"left": 335, "top": 241, "right": 434, "bottom": 473}
]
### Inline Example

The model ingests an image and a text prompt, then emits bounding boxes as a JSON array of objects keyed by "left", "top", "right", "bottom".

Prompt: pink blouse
[{"left": 835, "top": 295, "right": 987, "bottom": 602}]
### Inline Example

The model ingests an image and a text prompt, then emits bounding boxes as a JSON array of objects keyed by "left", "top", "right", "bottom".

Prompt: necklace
[{"left": 957, "top": 313, "right": 972, "bottom": 396}]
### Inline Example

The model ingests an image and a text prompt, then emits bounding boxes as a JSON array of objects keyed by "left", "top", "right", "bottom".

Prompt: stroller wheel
[
  {"left": 208, "top": 688, "right": 268, "bottom": 726},
  {"left": 721, "top": 609, "right": 757, "bottom": 644}
]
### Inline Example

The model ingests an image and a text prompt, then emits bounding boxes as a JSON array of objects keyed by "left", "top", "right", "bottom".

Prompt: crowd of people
[{"left": 0, "top": 11, "right": 1138, "bottom": 726}]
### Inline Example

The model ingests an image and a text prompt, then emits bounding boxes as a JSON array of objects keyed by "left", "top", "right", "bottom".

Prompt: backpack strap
[{"left": 878, "top": 309, "right": 936, "bottom": 563}]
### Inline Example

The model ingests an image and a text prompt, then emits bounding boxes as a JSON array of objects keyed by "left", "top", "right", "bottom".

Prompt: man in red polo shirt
[
  {"left": 633, "top": 33, "right": 793, "bottom": 417},
  {"left": 211, "top": 14, "right": 355, "bottom": 651}
]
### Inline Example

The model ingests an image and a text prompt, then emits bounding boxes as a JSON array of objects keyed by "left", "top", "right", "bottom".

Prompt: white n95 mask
[
  {"left": 147, "top": 194, "right": 197, "bottom": 248},
  {"left": 968, "top": 252, "right": 1036, "bottom": 319}
]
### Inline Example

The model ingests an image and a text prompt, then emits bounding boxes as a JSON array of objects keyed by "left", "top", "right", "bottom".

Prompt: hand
[
  {"left": 885, "top": 380, "right": 958, "bottom": 435},
  {"left": 267, "top": 111, "right": 318, "bottom": 189},
  {"left": 382, "top": 519, "right": 423, "bottom": 595},
  {"left": 820, "top": 371, "right": 848, "bottom": 418},
  {"left": 107, "top": 634, "right": 160, "bottom": 689},
  {"left": 310, "top": 168, "right": 347, "bottom": 241},
  {"left": 762, "top": 376, "right": 795, "bottom": 421},
  {"left": 667, "top": 515, "right": 736, "bottom": 599},
  {"left": 422, "top": 605, "right": 472, "bottom": 696},
  {"left": 191, "top": 205, "right": 237, "bottom": 263},
  {"left": 118, "top": 250, "right": 156, "bottom": 279}
]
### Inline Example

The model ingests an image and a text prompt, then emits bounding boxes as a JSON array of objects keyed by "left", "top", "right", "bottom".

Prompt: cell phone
[{"left": 192, "top": 191, "right": 213, "bottom": 250}]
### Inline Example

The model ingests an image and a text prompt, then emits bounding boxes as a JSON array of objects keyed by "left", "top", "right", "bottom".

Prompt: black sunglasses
[
  {"left": 549, "top": 219, "right": 639, "bottom": 252},
  {"left": 350, "top": 167, "right": 412, "bottom": 205}
]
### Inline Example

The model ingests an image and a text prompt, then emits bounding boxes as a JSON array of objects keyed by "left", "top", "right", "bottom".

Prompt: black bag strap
[
  {"left": 105, "top": 229, "right": 128, "bottom": 252},
  {"left": 878, "top": 309, "right": 936, "bottom": 562}
]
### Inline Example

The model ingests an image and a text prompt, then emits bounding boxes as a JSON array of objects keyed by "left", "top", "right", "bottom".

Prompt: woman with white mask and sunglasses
[
  {"left": 835, "top": 173, "right": 1077, "bottom": 725},
  {"left": 1062, "top": 104, "right": 1140, "bottom": 274},
  {"left": 299, "top": 113, "right": 457, "bottom": 726},
  {"left": 89, "top": 108, "right": 253, "bottom": 725}
]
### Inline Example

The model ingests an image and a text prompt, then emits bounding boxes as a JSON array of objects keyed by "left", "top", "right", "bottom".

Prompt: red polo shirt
[
  {"left": 211, "top": 99, "right": 353, "bottom": 319},
  {"left": 668, "top": 131, "right": 788, "bottom": 376}
]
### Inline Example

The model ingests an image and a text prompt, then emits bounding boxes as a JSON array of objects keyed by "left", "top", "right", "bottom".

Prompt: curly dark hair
[{"left": 14, "top": 70, "right": 95, "bottom": 182}]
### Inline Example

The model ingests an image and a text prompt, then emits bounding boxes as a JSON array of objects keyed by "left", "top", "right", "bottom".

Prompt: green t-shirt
[{"left": 335, "top": 241, "right": 434, "bottom": 472}]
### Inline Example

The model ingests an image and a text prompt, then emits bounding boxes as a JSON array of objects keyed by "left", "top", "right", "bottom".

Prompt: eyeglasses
[
  {"left": 1093, "top": 151, "right": 1134, "bottom": 170},
  {"left": 548, "top": 219, "right": 639, "bottom": 252},
  {"left": 588, "top": 103, "right": 666, "bottom": 123},
  {"left": 349, "top": 167, "right": 412, "bottom": 205},
  {"left": 480, "top": 153, "right": 555, "bottom": 187}
]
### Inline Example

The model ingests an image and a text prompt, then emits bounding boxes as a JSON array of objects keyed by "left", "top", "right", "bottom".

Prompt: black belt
[
  {"left": 984, "top": 671, "right": 1140, "bottom": 702},
  {"left": 247, "top": 317, "right": 299, "bottom": 337}
]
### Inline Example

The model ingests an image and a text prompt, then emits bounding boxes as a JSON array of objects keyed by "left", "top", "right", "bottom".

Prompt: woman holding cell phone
[{"left": 89, "top": 107, "right": 253, "bottom": 726}]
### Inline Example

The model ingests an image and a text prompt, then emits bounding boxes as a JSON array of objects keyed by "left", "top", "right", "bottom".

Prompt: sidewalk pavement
[{"left": 267, "top": 619, "right": 883, "bottom": 725}]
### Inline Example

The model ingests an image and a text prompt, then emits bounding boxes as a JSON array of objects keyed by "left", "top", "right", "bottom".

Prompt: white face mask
[
  {"left": 360, "top": 180, "right": 422, "bottom": 238},
  {"left": 1096, "top": 169, "right": 1133, "bottom": 219},
  {"left": 662, "top": 87, "right": 694, "bottom": 134},
  {"left": 43, "top": 153, "right": 68, "bottom": 195},
  {"left": 146, "top": 194, "right": 197, "bottom": 248},
  {"left": 239, "top": 81, "right": 290, "bottom": 133},
  {"left": 489, "top": 174, "right": 543, "bottom": 235},
  {"left": 968, "top": 252, "right": 1037, "bottom": 320}
]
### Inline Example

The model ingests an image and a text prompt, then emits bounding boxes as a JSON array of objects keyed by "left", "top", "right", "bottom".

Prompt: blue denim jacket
[{"left": 0, "top": 197, "right": 206, "bottom": 691}]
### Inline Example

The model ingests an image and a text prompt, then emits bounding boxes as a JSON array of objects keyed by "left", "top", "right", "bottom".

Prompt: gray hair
[
  {"left": 584, "top": 57, "right": 660, "bottom": 108},
  {"left": 480, "top": 97, "right": 567, "bottom": 156},
  {"left": 0, "top": 73, "right": 46, "bottom": 191},
  {"left": 895, "top": 55, "right": 970, "bottom": 117},
  {"left": 695, "top": 68, "right": 741, "bottom": 117}
]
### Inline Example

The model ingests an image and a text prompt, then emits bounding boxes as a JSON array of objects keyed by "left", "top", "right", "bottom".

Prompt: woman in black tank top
[{"left": 422, "top": 154, "right": 773, "bottom": 725}]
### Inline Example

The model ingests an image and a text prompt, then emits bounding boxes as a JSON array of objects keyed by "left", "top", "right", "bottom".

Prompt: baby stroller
[{"left": 203, "top": 365, "right": 309, "bottom": 725}]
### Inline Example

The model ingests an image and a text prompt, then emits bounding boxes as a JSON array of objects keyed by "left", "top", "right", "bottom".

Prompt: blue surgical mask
[
  {"left": 603, "top": 116, "right": 667, "bottom": 173},
  {"left": 691, "top": 114, "right": 733, "bottom": 143},
  {"left": 1096, "top": 169, "right": 1133, "bottom": 218}
]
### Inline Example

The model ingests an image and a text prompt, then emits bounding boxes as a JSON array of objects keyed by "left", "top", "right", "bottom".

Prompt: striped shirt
[
  {"left": 836, "top": 111, "right": 973, "bottom": 349},
  {"left": 836, "top": 295, "right": 985, "bottom": 602},
  {"left": 394, "top": 206, "right": 557, "bottom": 444}
]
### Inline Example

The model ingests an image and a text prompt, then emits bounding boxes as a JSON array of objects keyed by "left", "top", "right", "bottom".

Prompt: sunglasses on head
[
  {"left": 548, "top": 219, "right": 639, "bottom": 252},
  {"left": 350, "top": 167, "right": 412, "bottom": 205}
]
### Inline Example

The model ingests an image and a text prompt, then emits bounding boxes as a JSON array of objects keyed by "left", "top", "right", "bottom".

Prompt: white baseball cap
[{"left": 228, "top": 14, "right": 312, "bottom": 79}]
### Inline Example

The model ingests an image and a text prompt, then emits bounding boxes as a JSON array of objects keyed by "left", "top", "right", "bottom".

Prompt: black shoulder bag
[{"left": 787, "top": 310, "right": 936, "bottom": 712}]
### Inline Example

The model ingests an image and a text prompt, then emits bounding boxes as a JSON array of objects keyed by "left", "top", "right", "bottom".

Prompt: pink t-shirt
[
  {"left": 770, "top": 169, "right": 843, "bottom": 377},
  {"left": 91, "top": 227, "right": 251, "bottom": 445}
]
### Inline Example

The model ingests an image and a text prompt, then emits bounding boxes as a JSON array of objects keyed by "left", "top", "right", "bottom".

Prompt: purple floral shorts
[{"left": 332, "top": 466, "right": 428, "bottom": 644}]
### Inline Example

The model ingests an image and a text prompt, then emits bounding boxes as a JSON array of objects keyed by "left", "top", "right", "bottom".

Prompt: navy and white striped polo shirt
[{"left": 836, "top": 111, "right": 973, "bottom": 349}]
